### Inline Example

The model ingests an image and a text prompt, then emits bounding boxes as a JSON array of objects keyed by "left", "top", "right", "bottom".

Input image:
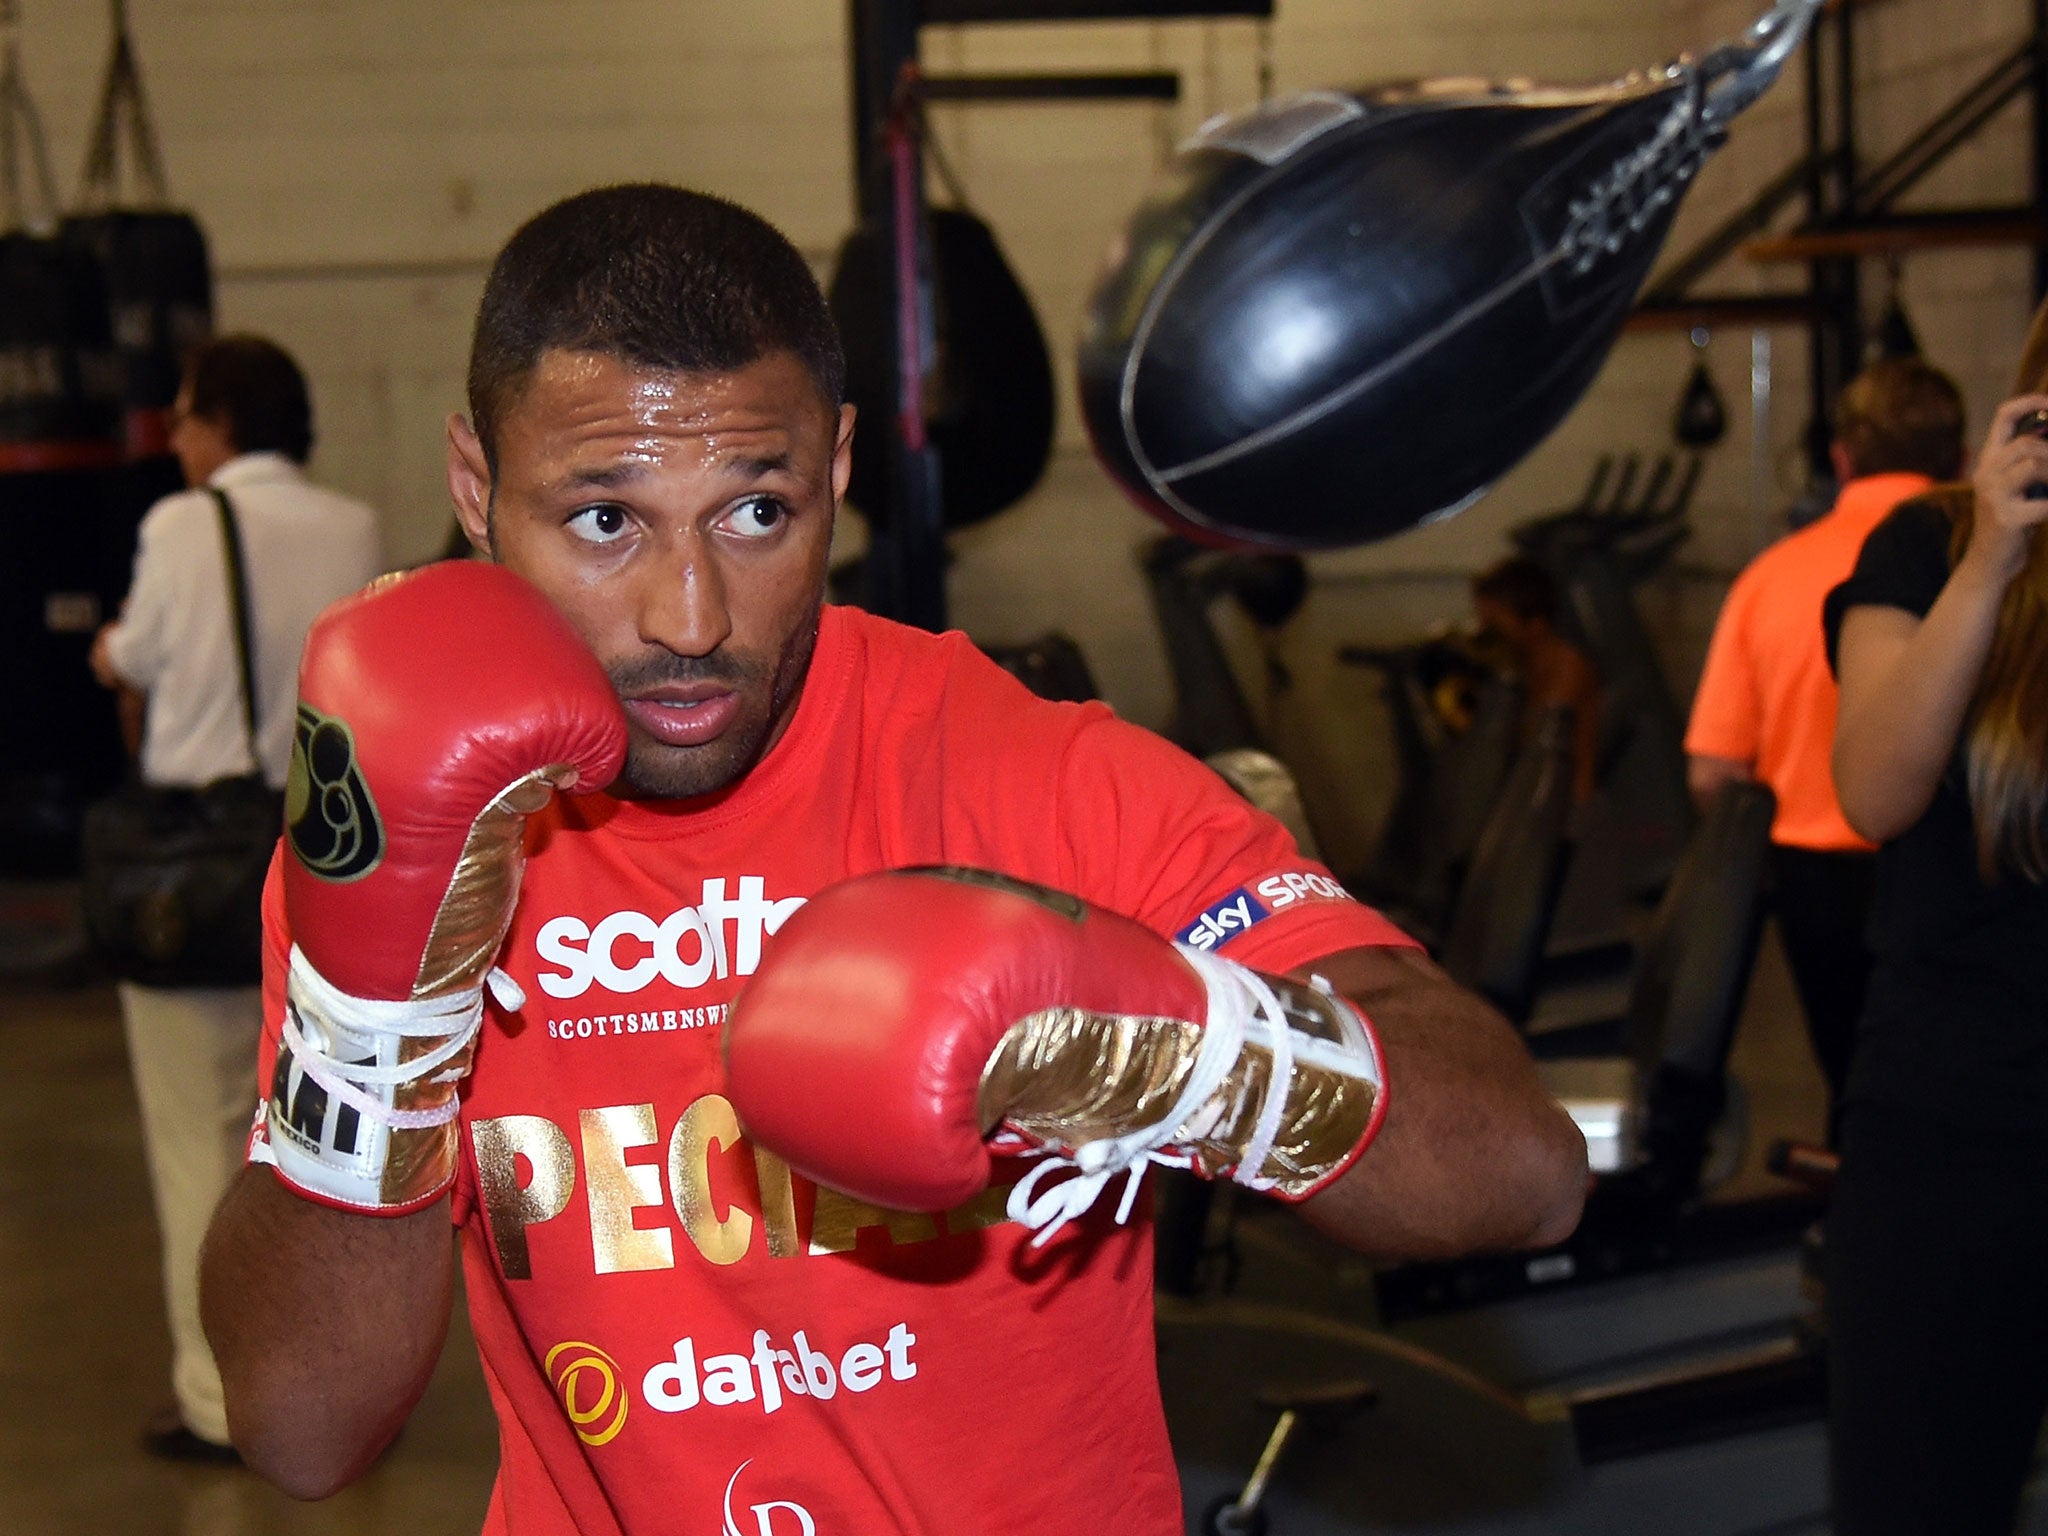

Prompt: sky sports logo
[
  {"left": 1176, "top": 870, "right": 1353, "bottom": 952},
  {"left": 1177, "top": 888, "right": 1268, "bottom": 951}
]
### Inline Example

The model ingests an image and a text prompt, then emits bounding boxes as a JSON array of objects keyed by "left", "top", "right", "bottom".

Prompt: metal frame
[
  {"left": 845, "top": 0, "right": 1267, "bottom": 629},
  {"left": 1640, "top": 1, "right": 2048, "bottom": 480}
]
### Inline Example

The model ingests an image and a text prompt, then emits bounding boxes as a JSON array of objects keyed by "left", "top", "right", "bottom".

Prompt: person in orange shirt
[{"left": 1685, "top": 357, "right": 1965, "bottom": 1133}]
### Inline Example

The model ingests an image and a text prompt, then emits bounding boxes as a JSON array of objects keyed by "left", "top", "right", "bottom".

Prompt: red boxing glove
[
  {"left": 725, "top": 868, "right": 1387, "bottom": 1240},
  {"left": 263, "top": 562, "right": 625, "bottom": 1212}
]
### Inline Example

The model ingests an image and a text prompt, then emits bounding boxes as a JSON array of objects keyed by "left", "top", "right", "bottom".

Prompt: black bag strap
[
  {"left": 76, "top": 0, "right": 168, "bottom": 210},
  {"left": 208, "top": 487, "right": 261, "bottom": 773}
]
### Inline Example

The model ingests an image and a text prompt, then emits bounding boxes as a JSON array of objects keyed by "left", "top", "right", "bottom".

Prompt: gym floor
[{"left": 3, "top": 889, "right": 1854, "bottom": 1536}]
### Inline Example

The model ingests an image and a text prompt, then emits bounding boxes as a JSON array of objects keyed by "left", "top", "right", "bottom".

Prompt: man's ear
[
  {"left": 831, "top": 403, "right": 856, "bottom": 508},
  {"left": 447, "top": 414, "right": 495, "bottom": 555}
]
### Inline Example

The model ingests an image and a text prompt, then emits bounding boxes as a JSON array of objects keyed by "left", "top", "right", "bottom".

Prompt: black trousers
[
  {"left": 1770, "top": 845, "right": 1877, "bottom": 1137},
  {"left": 1828, "top": 1096, "right": 2048, "bottom": 1536}
]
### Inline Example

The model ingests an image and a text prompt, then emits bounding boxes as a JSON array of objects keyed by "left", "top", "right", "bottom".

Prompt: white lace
[
  {"left": 1006, "top": 945, "right": 1296, "bottom": 1247},
  {"left": 279, "top": 945, "right": 524, "bottom": 1132}
]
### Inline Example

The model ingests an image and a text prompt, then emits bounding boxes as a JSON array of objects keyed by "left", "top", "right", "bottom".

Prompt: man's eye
[
  {"left": 722, "top": 497, "right": 788, "bottom": 539},
  {"left": 567, "top": 504, "right": 630, "bottom": 544}
]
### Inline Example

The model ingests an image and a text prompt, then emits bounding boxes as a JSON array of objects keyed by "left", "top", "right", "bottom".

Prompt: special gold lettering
[
  {"left": 751, "top": 1144, "right": 801, "bottom": 1259},
  {"left": 580, "top": 1104, "right": 675, "bottom": 1275},
  {"left": 667, "top": 1095, "right": 752, "bottom": 1265},
  {"left": 809, "top": 1186, "right": 938, "bottom": 1255},
  {"left": 944, "top": 1182, "right": 1017, "bottom": 1235},
  {"left": 472, "top": 1114, "right": 576, "bottom": 1280}
]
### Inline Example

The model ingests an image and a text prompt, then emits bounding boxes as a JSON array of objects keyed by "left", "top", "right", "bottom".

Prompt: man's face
[{"left": 448, "top": 348, "right": 854, "bottom": 800}]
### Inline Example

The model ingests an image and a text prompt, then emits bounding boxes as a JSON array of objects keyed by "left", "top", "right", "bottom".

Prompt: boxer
[{"left": 201, "top": 184, "right": 1585, "bottom": 1536}]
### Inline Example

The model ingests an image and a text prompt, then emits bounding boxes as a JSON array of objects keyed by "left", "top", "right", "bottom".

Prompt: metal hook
[{"left": 1694, "top": 0, "right": 1826, "bottom": 133}]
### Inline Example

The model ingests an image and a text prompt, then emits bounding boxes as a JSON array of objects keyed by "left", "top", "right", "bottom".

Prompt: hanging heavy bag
[
  {"left": 63, "top": 211, "right": 211, "bottom": 450},
  {"left": 81, "top": 490, "right": 284, "bottom": 987},
  {"left": 830, "top": 202, "right": 1056, "bottom": 531},
  {"left": 60, "top": 0, "right": 213, "bottom": 459},
  {"left": 0, "top": 232, "right": 124, "bottom": 466},
  {"left": 0, "top": 19, "right": 123, "bottom": 473},
  {"left": 1079, "top": 0, "right": 1823, "bottom": 550}
]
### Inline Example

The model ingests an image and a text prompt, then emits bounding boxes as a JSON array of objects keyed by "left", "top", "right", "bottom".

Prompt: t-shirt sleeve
[
  {"left": 101, "top": 502, "right": 179, "bottom": 688},
  {"left": 1824, "top": 498, "right": 1954, "bottom": 674},
  {"left": 1048, "top": 711, "right": 1417, "bottom": 973},
  {"left": 1684, "top": 568, "right": 1761, "bottom": 763}
]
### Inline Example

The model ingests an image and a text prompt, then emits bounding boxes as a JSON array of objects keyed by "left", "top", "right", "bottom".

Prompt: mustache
[{"left": 608, "top": 650, "right": 761, "bottom": 693}]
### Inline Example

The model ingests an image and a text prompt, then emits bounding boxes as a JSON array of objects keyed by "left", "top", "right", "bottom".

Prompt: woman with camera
[{"left": 1825, "top": 318, "right": 2048, "bottom": 1536}]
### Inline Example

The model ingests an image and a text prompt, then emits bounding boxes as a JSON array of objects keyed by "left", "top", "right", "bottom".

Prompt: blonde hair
[
  {"left": 1833, "top": 357, "right": 1964, "bottom": 480},
  {"left": 1940, "top": 297, "right": 2048, "bottom": 881}
]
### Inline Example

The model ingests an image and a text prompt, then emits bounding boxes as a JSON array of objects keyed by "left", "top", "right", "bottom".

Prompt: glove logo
[
  {"left": 545, "top": 1339, "right": 628, "bottom": 1446},
  {"left": 285, "top": 704, "right": 384, "bottom": 882}
]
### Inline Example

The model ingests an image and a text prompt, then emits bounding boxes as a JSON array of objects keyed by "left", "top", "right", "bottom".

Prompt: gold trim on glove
[
  {"left": 978, "top": 975, "right": 1379, "bottom": 1199},
  {"left": 414, "top": 765, "right": 576, "bottom": 999}
]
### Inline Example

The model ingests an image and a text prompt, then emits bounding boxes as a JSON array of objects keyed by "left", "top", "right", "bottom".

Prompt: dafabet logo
[{"left": 545, "top": 1339, "right": 628, "bottom": 1446}]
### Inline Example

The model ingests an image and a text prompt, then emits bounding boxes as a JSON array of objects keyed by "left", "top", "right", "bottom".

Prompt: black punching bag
[
  {"left": 0, "top": 232, "right": 123, "bottom": 470},
  {"left": 831, "top": 205, "right": 1056, "bottom": 530},
  {"left": 63, "top": 0, "right": 215, "bottom": 458},
  {"left": 1080, "top": 0, "right": 1821, "bottom": 550},
  {"left": 61, "top": 210, "right": 212, "bottom": 454}
]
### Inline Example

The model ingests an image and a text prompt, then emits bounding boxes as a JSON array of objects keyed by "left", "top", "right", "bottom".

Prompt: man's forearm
[
  {"left": 201, "top": 1165, "right": 455, "bottom": 1499},
  {"left": 1295, "top": 946, "right": 1587, "bottom": 1261}
]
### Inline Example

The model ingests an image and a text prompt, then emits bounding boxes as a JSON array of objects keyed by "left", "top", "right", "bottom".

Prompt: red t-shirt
[
  {"left": 255, "top": 604, "right": 1411, "bottom": 1536},
  {"left": 1685, "top": 472, "right": 1932, "bottom": 850}
]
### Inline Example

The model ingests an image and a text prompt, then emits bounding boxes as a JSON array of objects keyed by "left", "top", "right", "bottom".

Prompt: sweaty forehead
[{"left": 494, "top": 349, "right": 834, "bottom": 467}]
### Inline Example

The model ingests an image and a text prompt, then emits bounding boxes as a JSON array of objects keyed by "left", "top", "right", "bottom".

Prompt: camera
[{"left": 2010, "top": 407, "right": 2048, "bottom": 499}]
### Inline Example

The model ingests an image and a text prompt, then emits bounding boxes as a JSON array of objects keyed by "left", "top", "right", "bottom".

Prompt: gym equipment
[
  {"left": 1341, "top": 650, "right": 1522, "bottom": 938},
  {"left": 1079, "top": 0, "right": 1823, "bottom": 550},
  {"left": 1673, "top": 330, "right": 1728, "bottom": 449},
  {"left": 0, "top": 233, "right": 121, "bottom": 467},
  {"left": 1869, "top": 258, "right": 1921, "bottom": 361},
  {"left": 0, "top": 3, "right": 204, "bottom": 875},
  {"left": 978, "top": 632, "right": 1101, "bottom": 704},
  {"left": 830, "top": 199, "right": 1054, "bottom": 531},
  {"left": 1512, "top": 452, "right": 1701, "bottom": 949},
  {"left": 1142, "top": 533, "right": 1309, "bottom": 761},
  {"left": 1207, "top": 748, "right": 1323, "bottom": 864},
  {"left": 0, "top": 10, "right": 122, "bottom": 472},
  {"left": 1379, "top": 781, "right": 1802, "bottom": 1321},
  {"left": 1433, "top": 704, "right": 1576, "bottom": 1025},
  {"left": 0, "top": 458, "right": 176, "bottom": 875},
  {"left": 1164, "top": 1295, "right": 1833, "bottom": 1534},
  {"left": 61, "top": 0, "right": 212, "bottom": 459},
  {"left": 1157, "top": 785, "right": 1833, "bottom": 1532}
]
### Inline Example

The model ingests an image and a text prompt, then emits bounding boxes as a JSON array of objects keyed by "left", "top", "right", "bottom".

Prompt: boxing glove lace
[
  {"left": 260, "top": 562, "right": 625, "bottom": 1213},
  {"left": 725, "top": 867, "right": 1388, "bottom": 1244}
]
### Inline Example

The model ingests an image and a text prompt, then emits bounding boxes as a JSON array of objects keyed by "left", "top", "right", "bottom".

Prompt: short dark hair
[
  {"left": 1832, "top": 358, "right": 1965, "bottom": 480},
  {"left": 466, "top": 184, "right": 845, "bottom": 469},
  {"left": 1472, "top": 556, "right": 1559, "bottom": 624},
  {"left": 185, "top": 334, "right": 313, "bottom": 464}
]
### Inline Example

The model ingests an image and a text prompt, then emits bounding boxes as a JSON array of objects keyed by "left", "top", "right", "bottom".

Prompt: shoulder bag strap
[{"left": 208, "top": 487, "right": 261, "bottom": 774}]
